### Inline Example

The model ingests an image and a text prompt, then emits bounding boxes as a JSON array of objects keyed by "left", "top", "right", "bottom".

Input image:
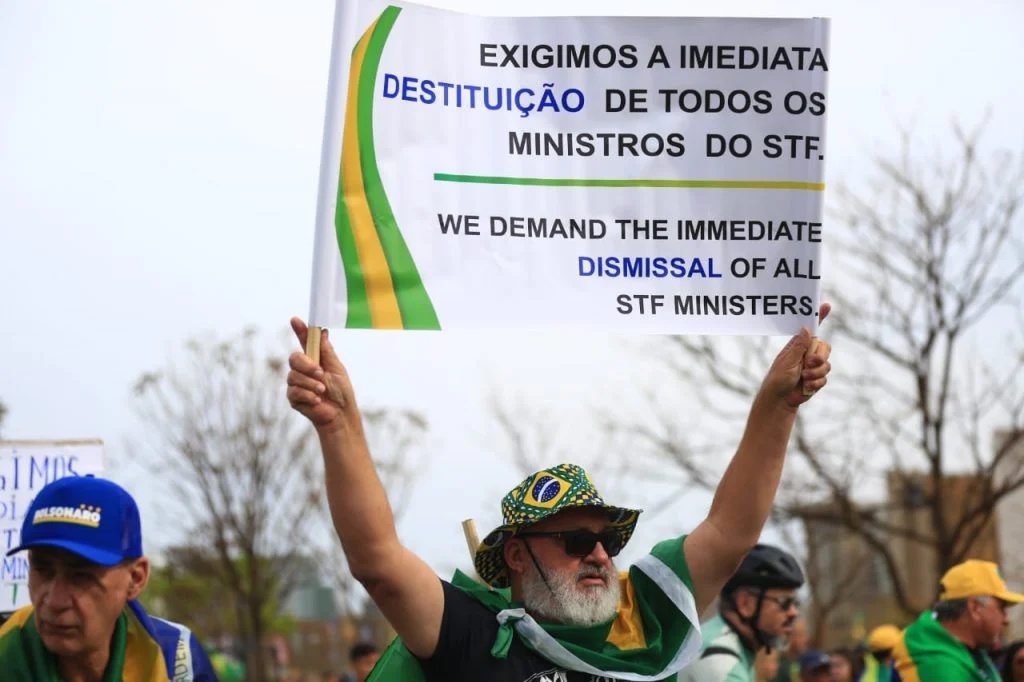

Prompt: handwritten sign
[
  {"left": 0, "top": 440, "right": 104, "bottom": 612},
  {"left": 307, "top": 0, "right": 830, "bottom": 335}
]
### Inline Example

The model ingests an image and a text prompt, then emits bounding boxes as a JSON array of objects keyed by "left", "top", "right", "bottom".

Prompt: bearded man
[{"left": 285, "top": 311, "right": 833, "bottom": 682}]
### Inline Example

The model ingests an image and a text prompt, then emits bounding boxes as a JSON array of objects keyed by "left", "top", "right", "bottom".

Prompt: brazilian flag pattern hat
[{"left": 474, "top": 463, "right": 642, "bottom": 588}]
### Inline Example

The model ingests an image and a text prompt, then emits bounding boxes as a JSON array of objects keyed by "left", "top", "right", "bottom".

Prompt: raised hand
[
  {"left": 286, "top": 317, "right": 359, "bottom": 430},
  {"left": 760, "top": 303, "right": 833, "bottom": 409}
]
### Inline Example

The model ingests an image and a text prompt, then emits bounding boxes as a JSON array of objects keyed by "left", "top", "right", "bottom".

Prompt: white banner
[
  {"left": 0, "top": 440, "right": 105, "bottom": 612},
  {"left": 308, "top": 1, "right": 830, "bottom": 335}
]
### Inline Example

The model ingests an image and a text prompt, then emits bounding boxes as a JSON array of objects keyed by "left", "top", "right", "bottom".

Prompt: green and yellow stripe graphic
[{"left": 335, "top": 6, "right": 440, "bottom": 329}]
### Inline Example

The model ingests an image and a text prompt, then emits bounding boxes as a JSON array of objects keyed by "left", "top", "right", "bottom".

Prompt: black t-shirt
[{"left": 419, "top": 579, "right": 628, "bottom": 682}]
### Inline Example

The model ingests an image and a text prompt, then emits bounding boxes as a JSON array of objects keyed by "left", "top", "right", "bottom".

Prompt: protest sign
[
  {"left": 308, "top": 0, "right": 830, "bottom": 334},
  {"left": 0, "top": 439, "right": 104, "bottom": 612}
]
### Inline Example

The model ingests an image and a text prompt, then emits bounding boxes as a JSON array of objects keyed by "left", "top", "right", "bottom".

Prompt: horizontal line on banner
[{"left": 433, "top": 173, "right": 825, "bottom": 191}]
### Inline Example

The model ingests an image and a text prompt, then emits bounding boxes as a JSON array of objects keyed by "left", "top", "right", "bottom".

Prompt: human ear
[
  {"left": 504, "top": 540, "right": 527, "bottom": 576},
  {"left": 126, "top": 558, "right": 150, "bottom": 600},
  {"left": 736, "top": 591, "right": 756, "bottom": 619}
]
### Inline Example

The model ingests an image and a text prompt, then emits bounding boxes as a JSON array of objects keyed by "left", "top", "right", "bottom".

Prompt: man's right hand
[
  {"left": 284, "top": 316, "right": 445, "bottom": 659},
  {"left": 287, "top": 317, "right": 358, "bottom": 431}
]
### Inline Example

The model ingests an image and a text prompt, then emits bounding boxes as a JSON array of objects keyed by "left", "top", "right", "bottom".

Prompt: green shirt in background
[{"left": 893, "top": 610, "right": 999, "bottom": 682}]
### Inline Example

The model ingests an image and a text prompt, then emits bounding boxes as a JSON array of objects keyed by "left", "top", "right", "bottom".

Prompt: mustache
[
  {"left": 576, "top": 564, "right": 612, "bottom": 581},
  {"left": 39, "top": 620, "right": 79, "bottom": 629}
]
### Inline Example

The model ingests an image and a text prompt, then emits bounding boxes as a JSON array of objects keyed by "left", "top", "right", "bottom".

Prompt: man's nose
[
  {"left": 587, "top": 541, "right": 611, "bottom": 565},
  {"left": 44, "top": 576, "right": 74, "bottom": 609}
]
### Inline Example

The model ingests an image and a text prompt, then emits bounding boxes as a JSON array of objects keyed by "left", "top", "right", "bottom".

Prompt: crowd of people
[
  {"left": 1, "top": 314, "right": 1020, "bottom": 681},
  {"left": 753, "top": 612, "right": 1024, "bottom": 682}
]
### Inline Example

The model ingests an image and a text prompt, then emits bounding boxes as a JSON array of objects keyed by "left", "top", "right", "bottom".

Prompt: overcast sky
[{"left": 2, "top": 0, "right": 1022, "bottom": 577}]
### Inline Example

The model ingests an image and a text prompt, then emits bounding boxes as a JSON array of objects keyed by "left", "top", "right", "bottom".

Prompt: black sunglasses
[
  {"left": 517, "top": 529, "right": 623, "bottom": 558},
  {"left": 761, "top": 594, "right": 801, "bottom": 611}
]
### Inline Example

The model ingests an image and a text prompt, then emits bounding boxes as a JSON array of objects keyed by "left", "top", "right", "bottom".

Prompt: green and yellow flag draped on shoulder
[
  {"left": 368, "top": 534, "right": 702, "bottom": 682},
  {"left": 0, "top": 600, "right": 216, "bottom": 681},
  {"left": 365, "top": 464, "right": 702, "bottom": 679}
]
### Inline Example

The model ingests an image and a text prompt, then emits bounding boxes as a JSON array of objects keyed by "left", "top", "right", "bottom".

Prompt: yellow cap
[
  {"left": 866, "top": 625, "right": 901, "bottom": 652},
  {"left": 939, "top": 560, "right": 1024, "bottom": 603}
]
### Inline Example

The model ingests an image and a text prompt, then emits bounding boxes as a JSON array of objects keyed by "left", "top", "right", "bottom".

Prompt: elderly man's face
[
  {"left": 970, "top": 596, "right": 1010, "bottom": 650},
  {"left": 28, "top": 547, "right": 148, "bottom": 659},
  {"left": 505, "top": 507, "right": 622, "bottom": 626}
]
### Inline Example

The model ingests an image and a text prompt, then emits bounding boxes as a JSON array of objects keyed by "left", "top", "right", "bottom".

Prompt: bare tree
[
  {"left": 141, "top": 544, "right": 296, "bottom": 644},
  {"left": 486, "top": 387, "right": 693, "bottom": 523},
  {"left": 131, "top": 327, "right": 427, "bottom": 681},
  {"left": 791, "top": 515, "right": 885, "bottom": 646},
  {"left": 486, "top": 390, "right": 574, "bottom": 476},
  {"left": 612, "top": 119, "right": 1024, "bottom": 620}
]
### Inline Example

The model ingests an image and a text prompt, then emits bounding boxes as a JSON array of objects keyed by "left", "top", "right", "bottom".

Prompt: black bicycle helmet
[
  {"left": 721, "top": 544, "right": 805, "bottom": 653},
  {"left": 723, "top": 543, "right": 804, "bottom": 594}
]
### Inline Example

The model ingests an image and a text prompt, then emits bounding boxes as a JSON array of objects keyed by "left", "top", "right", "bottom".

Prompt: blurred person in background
[
  {"left": 893, "top": 559, "right": 1021, "bottom": 681},
  {"left": 343, "top": 641, "right": 380, "bottom": 682},
  {"left": 679, "top": 544, "right": 806, "bottom": 682},
  {"left": 773, "top": 617, "right": 810, "bottom": 682},
  {"left": 828, "top": 647, "right": 865, "bottom": 682},
  {"left": 862, "top": 624, "right": 900, "bottom": 682},
  {"left": 799, "top": 650, "right": 832, "bottom": 682},
  {"left": 1000, "top": 639, "right": 1024, "bottom": 682}
]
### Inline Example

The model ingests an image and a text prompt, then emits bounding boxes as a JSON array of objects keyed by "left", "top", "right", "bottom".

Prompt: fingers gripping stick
[
  {"left": 801, "top": 303, "right": 832, "bottom": 396},
  {"left": 802, "top": 337, "right": 821, "bottom": 397}
]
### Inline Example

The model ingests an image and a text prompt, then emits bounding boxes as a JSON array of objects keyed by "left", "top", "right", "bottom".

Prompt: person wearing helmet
[
  {"left": 679, "top": 544, "right": 805, "bottom": 682},
  {"left": 862, "top": 625, "right": 900, "bottom": 681}
]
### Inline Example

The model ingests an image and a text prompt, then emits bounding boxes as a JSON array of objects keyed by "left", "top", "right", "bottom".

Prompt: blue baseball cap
[
  {"left": 799, "top": 651, "right": 832, "bottom": 672},
  {"left": 6, "top": 475, "right": 143, "bottom": 566}
]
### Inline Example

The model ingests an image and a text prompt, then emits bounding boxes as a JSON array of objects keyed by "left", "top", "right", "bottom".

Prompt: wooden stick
[
  {"left": 462, "top": 519, "right": 481, "bottom": 560},
  {"left": 305, "top": 326, "right": 322, "bottom": 361}
]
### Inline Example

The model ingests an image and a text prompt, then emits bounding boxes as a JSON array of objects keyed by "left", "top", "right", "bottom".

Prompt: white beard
[{"left": 521, "top": 561, "right": 621, "bottom": 626}]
